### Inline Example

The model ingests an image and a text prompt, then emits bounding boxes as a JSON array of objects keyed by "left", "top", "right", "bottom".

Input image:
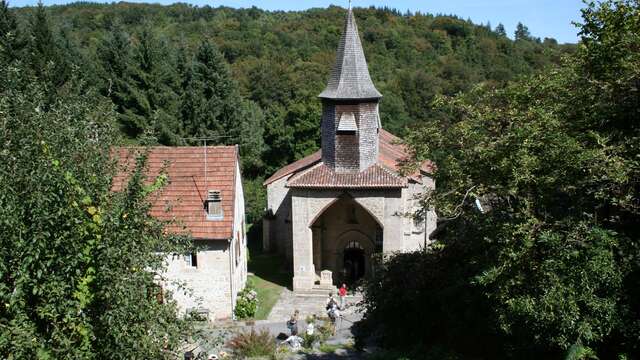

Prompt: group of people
[{"left": 286, "top": 283, "right": 348, "bottom": 338}]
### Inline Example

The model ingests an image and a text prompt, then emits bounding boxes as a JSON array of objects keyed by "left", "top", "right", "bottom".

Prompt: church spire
[{"left": 319, "top": 7, "right": 382, "bottom": 100}]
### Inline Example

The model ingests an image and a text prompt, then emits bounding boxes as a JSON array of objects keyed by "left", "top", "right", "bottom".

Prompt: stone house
[
  {"left": 263, "top": 8, "right": 436, "bottom": 292},
  {"left": 113, "top": 146, "right": 247, "bottom": 320}
]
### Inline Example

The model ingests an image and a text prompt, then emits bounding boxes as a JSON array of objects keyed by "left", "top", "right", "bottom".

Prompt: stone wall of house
[
  {"left": 163, "top": 241, "right": 233, "bottom": 320},
  {"left": 231, "top": 162, "right": 248, "bottom": 309}
]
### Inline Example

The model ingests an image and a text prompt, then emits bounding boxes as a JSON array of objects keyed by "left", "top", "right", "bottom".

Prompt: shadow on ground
[{"left": 248, "top": 251, "right": 292, "bottom": 290}]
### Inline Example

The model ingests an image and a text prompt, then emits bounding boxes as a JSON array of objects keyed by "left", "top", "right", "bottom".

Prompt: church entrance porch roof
[{"left": 286, "top": 162, "right": 406, "bottom": 189}]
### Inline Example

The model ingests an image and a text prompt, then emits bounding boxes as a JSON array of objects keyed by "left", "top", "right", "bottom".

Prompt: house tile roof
[
  {"left": 263, "top": 129, "right": 433, "bottom": 187},
  {"left": 287, "top": 163, "right": 406, "bottom": 189},
  {"left": 318, "top": 8, "right": 382, "bottom": 100},
  {"left": 112, "top": 146, "right": 238, "bottom": 240}
]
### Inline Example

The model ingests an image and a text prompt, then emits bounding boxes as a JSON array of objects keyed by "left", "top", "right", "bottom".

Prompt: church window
[
  {"left": 345, "top": 240, "right": 364, "bottom": 250},
  {"left": 375, "top": 227, "right": 383, "bottom": 252}
]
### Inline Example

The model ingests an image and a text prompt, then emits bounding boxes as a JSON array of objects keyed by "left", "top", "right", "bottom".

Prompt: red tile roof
[
  {"left": 287, "top": 163, "right": 406, "bottom": 189},
  {"left": 112, "top": 146, "right": 238, "bottom": 240},
  {"left": 263, "top": 151, "right": 321, "bottom": 186},
  {"left": 263, "top": 129, "right": 433, "bottom": 187}
]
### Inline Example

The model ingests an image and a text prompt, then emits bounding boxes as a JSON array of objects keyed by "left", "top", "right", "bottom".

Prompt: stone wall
[
  {"left": 401, "top": 176, "right": 437, "bottom": 251},
  {"left": 231, "top": 162, "right": 248, "bottom": 309},
  {"left": 163, "top": 241, "right": 233, "bottom": 320},
  {"left": 265, "top": 176, "right": 293, "bottom": 261}
]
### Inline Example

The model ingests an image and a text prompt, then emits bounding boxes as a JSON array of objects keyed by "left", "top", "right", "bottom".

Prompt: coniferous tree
[
  {"left": 97, "top": 25, "right": 151, "bottom": 137},
  {"left": 495, "top": 23, "right": 506, "bottom": 37},
  {"left": 0, "top": 0, "right": 22, "bottom": 65},
  {"left": 515, "top": 22, "right": 531, "bottom": 41},
  {"left": 182, "top": 40, "right": 236, "bottom": 139},
  {"left": 130, "top": 26, "right": 180, "bottom": 144},
  {"left": 28, "top": 2, "right": 69, "bottom": 86}
]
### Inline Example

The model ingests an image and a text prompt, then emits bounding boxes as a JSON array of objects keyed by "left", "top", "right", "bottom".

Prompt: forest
[
  {"left": 5, "top": 1, "right": 572, "bottom": 228},
  {"left": 2, "top": 0, "right": 638, "bottom": 359}
]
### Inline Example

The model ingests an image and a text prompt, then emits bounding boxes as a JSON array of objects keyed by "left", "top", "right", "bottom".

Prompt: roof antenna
[{"left": 204, "top": 139, "right": 207, "bottom": 191}]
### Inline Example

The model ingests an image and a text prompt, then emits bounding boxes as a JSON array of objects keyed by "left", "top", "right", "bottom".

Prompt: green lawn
[
  {"left": 247, "top": 275, "right": 282, "bottom": 320},
  {"left": 247, "top": 252, "right": 290, "bottom": 320}
]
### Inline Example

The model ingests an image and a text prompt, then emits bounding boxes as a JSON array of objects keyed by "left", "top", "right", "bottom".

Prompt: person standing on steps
[
  {"left": 326, "top": 292, "right": 336, "bottom": 307},
  {"left": 287, "top": 309, "right": 299, "bottom": 336},
  {"left": 338, "top": 283, "right": 347, "bottom": 309}
]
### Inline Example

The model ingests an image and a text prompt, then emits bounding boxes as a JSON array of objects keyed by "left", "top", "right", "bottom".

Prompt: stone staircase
[
  {"left": 295, "top": 284, "right": 338, "bottom": 298},
  {"left": 267, "top": 288, "right": 363, "bottom": 322}
]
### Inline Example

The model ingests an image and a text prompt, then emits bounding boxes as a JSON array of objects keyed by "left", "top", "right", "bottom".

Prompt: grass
[
  {"left": 309, "top": 342, "right": 355, "bottom": 355},
  {"left": 247, "top": 251, "right": 291, "bottom": 320},
  {"left": 248, "top": 275, "right": 282, "bottom": 320}
]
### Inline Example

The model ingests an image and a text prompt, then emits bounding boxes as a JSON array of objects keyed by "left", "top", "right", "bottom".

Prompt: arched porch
[{"left": 309, "top": 196, "right": 383, "bottom": 286}]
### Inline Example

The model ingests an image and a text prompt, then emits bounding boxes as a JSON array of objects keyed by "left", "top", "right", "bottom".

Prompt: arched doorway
[
  {"left": 343, "top": 240, "right": 365, "bottom": 284},
  {"left": 309, "top": 195, "right": 382, "bottom": 286}
]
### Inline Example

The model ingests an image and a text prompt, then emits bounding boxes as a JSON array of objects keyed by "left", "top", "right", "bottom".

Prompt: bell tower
[{"left": 319, "top": 7, "right": 382, "bottom": 173}]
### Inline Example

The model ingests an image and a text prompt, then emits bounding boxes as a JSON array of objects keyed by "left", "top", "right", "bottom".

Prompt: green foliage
[
  {"left": 13, "top": 2, "right": 568, "bottom": 163},
  {"left": 359, "top": 0, "right": 639, "bottom": 358},
  {"left": 0, "top": 63, "right": 191, "bottom": 358},
  {"left": 227, "top": 329, "right": 276, "bottom": 358},
  {"left": 302, "top": 332, "right": 320, "bottom": 349},
  {"left": 234, "top": 285, "right": 258, "bottom": 319}
]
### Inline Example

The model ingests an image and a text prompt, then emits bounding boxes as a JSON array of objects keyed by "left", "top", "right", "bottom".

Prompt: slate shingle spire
[
  {"left": 319, "top": 7, "right": 382, "bottom": 173},
  {"left": 319, "top": 7, "right": 382, "bottom": 100}
]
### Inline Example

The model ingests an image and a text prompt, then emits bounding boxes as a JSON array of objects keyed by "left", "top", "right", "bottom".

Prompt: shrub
[
  {"left": 227, "top": 329, "right": 276, "bottom": 358},
  {"left": 234, "top": 286, "right": 258, "bottom": 319},
  {"left": 302, "top": 332, "right": 320, "bottom": 349}
]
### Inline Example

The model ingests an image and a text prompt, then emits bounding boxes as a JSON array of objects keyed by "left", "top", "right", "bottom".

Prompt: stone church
[{"left": 263, "top": 7, "right": 436, "bottom": 292}]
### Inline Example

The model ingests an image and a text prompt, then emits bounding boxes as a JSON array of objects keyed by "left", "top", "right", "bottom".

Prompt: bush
[
  {"left": 234, "top": 286, "right": 258, "bottom": 319},
  {"left": 302, "top": 332, "right": 320, "bottom": 349},
  {"left": 227, "top": 329, "right": 276, "bottom": 358}
]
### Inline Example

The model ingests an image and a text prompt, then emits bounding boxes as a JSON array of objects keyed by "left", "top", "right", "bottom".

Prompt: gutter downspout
[
  {"left": 228, "top": 238, "right": 234, "bottom": 320},
  {"left": 423, "top": 209, "right": 428, "bottom": 251}
]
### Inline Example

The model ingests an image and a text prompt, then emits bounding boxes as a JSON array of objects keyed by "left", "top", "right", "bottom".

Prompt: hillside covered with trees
[{"left": 6, "top": 1, "right": 572, "bottom": 226}]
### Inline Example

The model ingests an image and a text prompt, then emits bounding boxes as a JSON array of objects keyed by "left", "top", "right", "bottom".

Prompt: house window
[
  {"left": 204, "top": 190, "right": 223, "bottom": 219},
  {"left": 185, "top": 252, "right": 198, "bottom": 268}
]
